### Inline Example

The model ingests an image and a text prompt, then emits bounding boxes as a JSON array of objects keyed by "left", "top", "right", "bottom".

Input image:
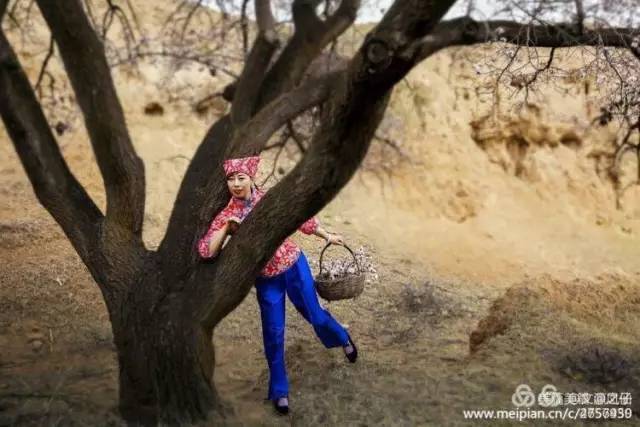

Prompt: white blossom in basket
[{"left": 316, "top": 246, "right": 378, "bottom": 283}]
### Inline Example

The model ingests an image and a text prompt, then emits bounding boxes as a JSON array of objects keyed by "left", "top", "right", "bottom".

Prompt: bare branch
[
  {"left": 487, "top": 21, "right": 638, "bottom": 49},
  {"left": 240, "top": 0, "right": 249, "bottom": 54},
  {"left": 231, "top": 71, "right": 336, "bottom": 156},
  {"left": 161, "top": 0, "right": 189, "bottom": 30},
  {"left": 519, "top": 46, "right": 556, "bottom": 102},
  {"left": 178, "top": 0, "right": 205, "bottom": 44},
  {"left": 258, "top": 131, "right": 290, "bottom": 187},
  {"left": 257, "top": 0, "right": 361, "bottom": 109},
  {"left": 413, "top": 17, "right": 640, "bottom": 63},
  {"left": 34, "top": 35, "right": 54, "bottom": 95},
  {"left": 574, "top": 0, "right": 585, "bottom": 34},
  {"left": 286, "top": 119, "right": 308, "bottom": 153},
  {"left": 609, "top": 120, "right": 640, "bottom": 208},
  {"left": 36, "top": 0, "right": 146, "bottom": 237},
  {"left": 194, "top": 90, "right": 226, "bottom": 115},
  {"left": 102, "top": 0, "right": 137, "bottom": 40},
  {"left": 321, "top": 0, "right": 360, "bottom": 42},
  {"left": 230, "top": 0, "right": 280, "bottom": 126},
  {"left": 109, "top": 49, "right": 240, "bottom": 80},
  {"left": 255, "top": 0, "right": 275, "bottom": 35},
  {"left": 373, "top": 133, "right": 408, "bottom": 159}
]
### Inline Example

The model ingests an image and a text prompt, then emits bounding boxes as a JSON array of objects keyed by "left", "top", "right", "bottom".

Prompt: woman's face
[{"left": 227, "top": 172, "right": 252, "bottom": 199}]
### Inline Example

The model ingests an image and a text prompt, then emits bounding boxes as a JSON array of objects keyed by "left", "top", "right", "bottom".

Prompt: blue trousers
[{"left": 255, "top": 252, "right": 350, "bottom": 400}]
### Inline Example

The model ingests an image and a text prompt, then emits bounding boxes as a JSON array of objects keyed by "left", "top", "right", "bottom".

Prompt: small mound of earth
[
  {"left": 468, "top": 275, "right": 640, "bottom": 417},
  {"left": 469, "top": 284, "right": 541, "bottom": 353},
  {"left": 470, "top": 274, "right": 640, "bottom": 355}
]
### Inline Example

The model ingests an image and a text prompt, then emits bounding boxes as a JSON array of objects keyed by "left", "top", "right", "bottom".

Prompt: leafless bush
[{"left": 559, "top": 344, "right": 631, "bottom": 384}]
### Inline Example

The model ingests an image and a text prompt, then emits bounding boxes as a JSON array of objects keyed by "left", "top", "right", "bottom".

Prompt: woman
[{"left": 197, "top": 155, "right": 358, "bottom": 416}]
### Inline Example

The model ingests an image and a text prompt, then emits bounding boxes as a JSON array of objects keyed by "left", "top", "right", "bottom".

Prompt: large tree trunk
[{"left": 107, "top": 269, "right": 229, "bottom": 426}]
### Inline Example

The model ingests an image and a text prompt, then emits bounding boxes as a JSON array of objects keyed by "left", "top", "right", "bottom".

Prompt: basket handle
[{"left": 319, "top": 242, "right": 361, "bottom": 276}]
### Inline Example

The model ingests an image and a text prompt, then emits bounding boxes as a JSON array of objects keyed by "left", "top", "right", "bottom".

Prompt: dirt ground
[
  {"left": 2, "top": 140, "right": 640, "bottom": 426},
  {"left": 2, "top": 2, "right": 640, "bottom": 425}
]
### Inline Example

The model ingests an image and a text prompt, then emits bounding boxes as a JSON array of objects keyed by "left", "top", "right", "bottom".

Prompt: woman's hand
[
  {"left": 326, "top": 233, "right": 345, "bottom": 246},
  {"left": 314, "top": 226, "right": 345, "bottom": 245},
  {"left": 225, "top": 216, "right": 242, "bottom": 235}
]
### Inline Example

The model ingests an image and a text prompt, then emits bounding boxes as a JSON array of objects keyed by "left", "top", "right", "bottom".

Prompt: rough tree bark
[{"left": 1, "top": 0, "right": 638, "bottom": 425}]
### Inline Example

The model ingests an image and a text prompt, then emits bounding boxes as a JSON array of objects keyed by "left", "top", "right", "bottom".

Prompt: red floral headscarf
[{"left": 223, "top": 156, "right": 260, "bottom": 178}]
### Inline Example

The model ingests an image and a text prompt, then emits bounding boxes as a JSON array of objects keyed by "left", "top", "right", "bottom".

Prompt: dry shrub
[
  {"left": 558, "top": 344, "right": 631, "bottom": 385},
  {"left": 384, "top": 281, "right": 459, "bottom": 346},
  {"left": 398, "top": 281, "right": 444, "bottom": 316}
]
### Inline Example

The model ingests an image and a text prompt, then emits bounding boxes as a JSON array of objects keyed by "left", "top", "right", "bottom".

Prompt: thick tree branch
[
  {"left": 230, "top": 0, "right": 280, "bottom": 126},
  {"left": 35, "top": 0, "right": 146, "bottom": 237},
  {"left": 574, "top": 0, "right": 585, "bottom": 35},
  {"left": 257, "top": 0, "right": 360, "bottom": 109},
  {"left": 0, "top": 0, "right": 8, "bottom": 19},
  {"left": 255, "top": 0, "right": 275, "bottom": 34},
  {"left": 157, "top": 115, "right": 234, "bottom": 281},
  {"left": 193, "top": 0, "right": 459, "bottom": 329},
  {"left": 0, "top": 30, "right": 102, "bottom": 267},
  {"left": 322, "top": 0, "right": 361, "bottom": 42},
  {"left": 230, "top": 71, "right": 336, "bottom": 156},
  {"left": 292, "top": 0, "right": 323, "bottom": 32},
  {"left": 478, "top": 21, "right": 639, "bottom": 49},
  {"left": 414, "top": 18, "right": 640, "bottom": 63}
]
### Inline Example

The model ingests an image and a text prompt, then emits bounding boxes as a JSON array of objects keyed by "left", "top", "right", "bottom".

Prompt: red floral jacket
[{"left": 197, "top": 187, "right": 319, "bottom": 277}]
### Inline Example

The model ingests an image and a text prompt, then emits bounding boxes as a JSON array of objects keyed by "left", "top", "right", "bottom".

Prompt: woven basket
[{"left": 314, "top": 243, "right": 365, "bottom": 301}]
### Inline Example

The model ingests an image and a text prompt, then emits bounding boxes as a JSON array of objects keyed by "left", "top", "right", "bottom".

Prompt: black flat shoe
[
  {"left": 273, "top": 397, "right": 289, "bottom": 415},
  {"left": 343, "top": 332, "right": 358, "bottom": 363}
]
